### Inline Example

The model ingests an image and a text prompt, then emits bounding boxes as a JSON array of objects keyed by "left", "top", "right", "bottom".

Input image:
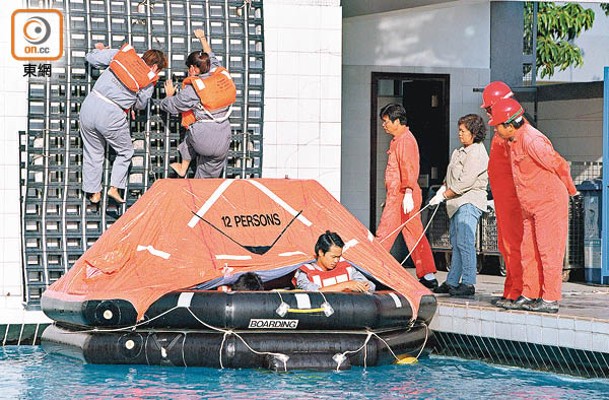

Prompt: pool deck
[
  {"left": 425, "top": 270, "right": 609, "bottom": 378},
  {"left": 2, "top": 271, "right": 609, "bottom": 377},
  {"left": 0, "top": 295, "right": 51, "bottom": 346}
]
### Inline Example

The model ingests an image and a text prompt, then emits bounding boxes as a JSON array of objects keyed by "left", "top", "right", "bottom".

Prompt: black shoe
[
  {"left": 523, "top": 299, "right": 559, "bottom": 314},
  {"left": 501, "top": 295, "right": 534, "bottom": 310},
  {"left": 492, "top": 297, "right": 508, "bottom": 307},
  {"left": 449, "top": 283, "right": 475, "bottom": 298},
  {"left": 433, "top": 282, "right": 455, "bottom": 294},
  {"left": 419, "top": 277, "right": 439, "bottom": 290}
]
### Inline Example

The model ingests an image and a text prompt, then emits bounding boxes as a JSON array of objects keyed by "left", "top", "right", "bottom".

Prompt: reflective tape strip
[
  {"left": 301, "top": 263, "right": 321, "bottom": 271},
  {"left": 177, "top": 292, "right": 194, "bottom": 308},
  {"left": 136, "top": 244, "right": 170, "bottom": 259},
  {"left": 343, "top": 239, "right": 358, "bottom": 252},
  {"left": 246, "top": 180, "right": 312, "bottom": 227},
  {"left": 388, "top": 292, "right": 403, "bottom": 308},
  {"left": 91, "top": 89, "right": 123, "bottom": 110},
  {"left": 188, "top": 180, "right": 233, "bottom": 227},
  {"left": 294, "top": 293, "right": 312, "bottom": 309},
  {"left": 193, "top": 78, "right": 206, "bottom": 91},
  {"left": 112, "top": 59, "right": 140, "bottom": 91},
  {"left": 278, "top": 251, "right": 307, "bottom": 257},
  {"left": 202, "top": 104, "right": 232, "bottom": 123}
]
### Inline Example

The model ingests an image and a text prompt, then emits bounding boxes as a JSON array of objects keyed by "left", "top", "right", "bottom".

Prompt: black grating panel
[
  {"left": 19, "top": 0, "right": 264, "bottom": 308},
  {"left": 431, "top": 331, "right": 609, "bottom": 379}
]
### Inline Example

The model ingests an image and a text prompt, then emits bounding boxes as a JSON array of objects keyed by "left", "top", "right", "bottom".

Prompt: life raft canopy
[{"left": 41, "top": 178, "right": 434, "bottom": 321}]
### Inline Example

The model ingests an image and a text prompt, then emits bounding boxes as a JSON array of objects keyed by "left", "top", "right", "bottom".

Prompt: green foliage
[{"left": 525, "top": 2, "right": 596, "bottom": 79}]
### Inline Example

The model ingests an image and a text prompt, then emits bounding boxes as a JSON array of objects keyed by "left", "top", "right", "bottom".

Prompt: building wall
[
  {"left": 0, "top": 1, "right": 343, "bottom": 313},
  {"left": 537, "top": 99, "right": 604, "bottom": 163},
  {"left": 342, "top": 0, "right": 491, "bottom": 227},
  {"left": 0, "top": 5, "right": 29, "bottom": 310},
  {"left": 521, "top": 82, "right": 604, "bottom": 165},
  {"left": 262, "top": 0, "right": 342, "bottom": 199}
]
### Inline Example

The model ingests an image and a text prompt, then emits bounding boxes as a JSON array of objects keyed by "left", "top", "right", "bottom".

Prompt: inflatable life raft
[
  {"left": 40, "top": 178, "right": 438, "bottom": 371},
  {"left": 42, "top": 290, "right": 436, "bottom": 328},
  {"left": 41, "top": 290, "right": 436, "bottom": 370}
]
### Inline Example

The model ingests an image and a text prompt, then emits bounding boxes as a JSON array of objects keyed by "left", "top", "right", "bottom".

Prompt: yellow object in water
[{"left": 395, "top": 354, "right": 418, "bottom": 365}]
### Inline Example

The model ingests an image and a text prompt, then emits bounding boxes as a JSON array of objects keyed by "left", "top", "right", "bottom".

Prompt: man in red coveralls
[
  {"left": 488, "top": 98, "right": 577, "bottom": 313},
  {"left": 376, "top": 103, "right": 438, "bottom": 289},
  {"left": 481, "top": 82, "right": 530, "bottom": 309}
]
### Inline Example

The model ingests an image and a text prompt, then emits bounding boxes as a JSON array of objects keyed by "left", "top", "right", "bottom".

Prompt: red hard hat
[
  {"left": 488, "top": 98, "right": 524, "bottom": 126},
  {"left": 481, "top": 81, "right": 514, "bottom": 109}
]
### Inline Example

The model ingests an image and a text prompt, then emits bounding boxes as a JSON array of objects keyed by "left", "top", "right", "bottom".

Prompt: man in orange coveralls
[
  {"left": 488, "top": 98, "right": 577, "bottom": 313},
  {"left": 481, "top": 81, "right": 529, "bottom": 309},
  {"left": 376, "top": 103, "right": 438, "bottom": 289}
]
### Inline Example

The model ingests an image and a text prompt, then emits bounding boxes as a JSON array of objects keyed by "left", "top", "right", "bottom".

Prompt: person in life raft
[
  {"left": 293, "top": 231, "right": 376, "bottom": 292},
  {"left": 161, "top": 29, "right": 235, "bottom": 179},
  {"left": 80, "top": 43, "right": 167, "bottom": 204}
]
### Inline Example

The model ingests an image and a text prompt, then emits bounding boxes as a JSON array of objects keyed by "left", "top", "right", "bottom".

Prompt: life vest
[
  {"left": 294, "top": 261, "right": 355, "bottom": 289},
  {"left": 180, "top": 67, "right": 236, "bottom": 127},
  {"left": 109, "top": 44, "right": 158, "bottom": 92}
]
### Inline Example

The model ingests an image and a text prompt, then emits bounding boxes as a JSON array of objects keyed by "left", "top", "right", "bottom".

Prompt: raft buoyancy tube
[
  {"left": 266, "top": 353, "right": 352, "bottom": 371},
  {"left": 41, "top": 296, "right": 138, "bottom": 327},
  {"left": 41, "top": 324, "right": 429, "bottom": 370},
  {"left": 143, "top": 290, "right": 417, "bottom": 330}
]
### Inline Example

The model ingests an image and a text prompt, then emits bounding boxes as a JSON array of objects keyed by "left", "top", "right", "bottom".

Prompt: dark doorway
[{"left": 370, "top": 73, "right": 450, "bottom": 235}]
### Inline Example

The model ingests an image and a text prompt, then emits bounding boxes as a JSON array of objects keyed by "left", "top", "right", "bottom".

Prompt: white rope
[
  {"left": 219, "top": 331, "right": 229, "bottom": 369},
  {"left": 413, "top": 322, "right": 430, "bottom": 360},
  {"left": 378, "top": 203, "right": 432, "bottom": 244},
  {"left": 334, "top": 331, "right": 374, "bottom": 371},
  {"left": 273, "top": 289, "right": 335, "bottom": 317},
  {"left": 400, "top": 203, "right": 440, "bottom": 266},
  {"left": 54, "top": 297, "right": 427, "bottom": 371},
  {"left": 56, "top": 304, "right": 186, "bottom": 334},
  {"left": 185, "top": 308, "right": 289, "bottom": 370},
  {"left": 331, "top": 321, "right": 429, "bottom": 371}
]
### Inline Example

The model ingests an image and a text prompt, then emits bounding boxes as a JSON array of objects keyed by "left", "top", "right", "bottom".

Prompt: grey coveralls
[
  {"left": 160, "top": 52, "right": 231, "bottom": 178},
  {"left": 79, "top": 48, "right": 155, "bottom": 193}
]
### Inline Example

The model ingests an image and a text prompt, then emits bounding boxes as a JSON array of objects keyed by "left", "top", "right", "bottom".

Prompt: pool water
[{"left": 1, "top": 346, "right": 608, "bottom": 399}]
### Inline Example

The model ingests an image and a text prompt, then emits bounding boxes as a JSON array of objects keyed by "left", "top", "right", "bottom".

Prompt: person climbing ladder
[{"left": 161, "top": 29, "right": 236, "bottom": 179}]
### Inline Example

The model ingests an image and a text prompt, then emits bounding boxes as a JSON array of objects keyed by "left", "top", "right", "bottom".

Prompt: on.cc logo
[{"left": 11, "top": 9, "right": 63, "bottom": 61}]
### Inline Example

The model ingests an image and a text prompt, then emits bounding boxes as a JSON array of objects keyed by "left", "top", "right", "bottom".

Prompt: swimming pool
[{"left": 1, "top": 346, "right": 607, "bottom": 399}]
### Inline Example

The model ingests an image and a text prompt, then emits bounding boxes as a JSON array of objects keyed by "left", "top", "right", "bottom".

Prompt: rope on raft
[
  {"left": 375, "top": 202, "right": 440, "bottom": 266},
  {"left": 55, "top": 293, "right": 429, "bottom": 370},
  {"left": 400, "top": 203, "right": 440, "bottom": 266}
]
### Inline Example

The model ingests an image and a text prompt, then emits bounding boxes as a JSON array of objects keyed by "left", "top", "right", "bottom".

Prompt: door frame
[{"left": 369, "top": 72, "right": 450, "bottom": 232}]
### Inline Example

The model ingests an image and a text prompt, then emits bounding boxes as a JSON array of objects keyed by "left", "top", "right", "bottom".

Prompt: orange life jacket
[
  {"left": 180, "top": 67, "right": 236, "bottom": 127},
  {"left": 294, "top": 261, "right": 355, "bottom": 289},
  {"left": 109, "top": 44, "right": 158, "bottom": 92}
]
